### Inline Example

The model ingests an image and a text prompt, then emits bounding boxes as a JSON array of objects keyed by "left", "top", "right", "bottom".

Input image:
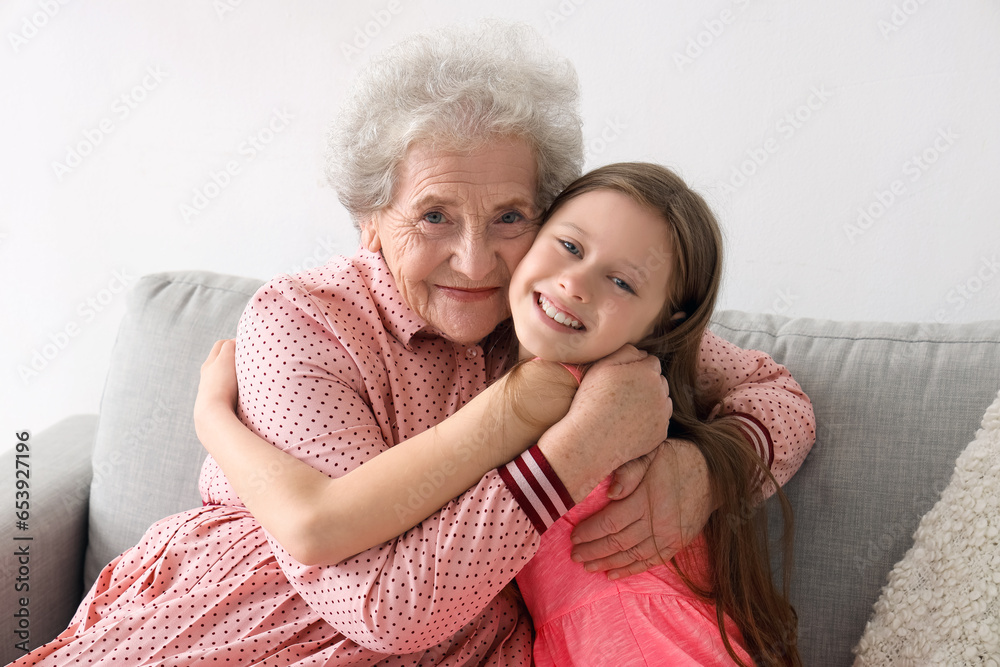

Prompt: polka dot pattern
[
  {"left": 15, "top": 250, "right": 534, "bottom": 666},
  {"left": 14, "top": 248, "right": 813, "bottom": 665},
  {"left": 698, "top": 330, "right": 815, "bottom": 492}
]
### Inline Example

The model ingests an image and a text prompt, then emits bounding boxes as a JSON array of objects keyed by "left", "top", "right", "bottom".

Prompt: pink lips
[{"left": 437, "top": 286, "right": 501, "bottom": 303}]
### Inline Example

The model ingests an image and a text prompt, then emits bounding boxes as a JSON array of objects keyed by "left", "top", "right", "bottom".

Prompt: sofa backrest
[
  {"left": 84, "top": 271, "right": 264, "bottom": 589},
  {"left": 710, "top": 312, "right": 1000, "bottom": 666},
  {"left": 86, "top": 271, "right": 1000, "bottom": 666}
]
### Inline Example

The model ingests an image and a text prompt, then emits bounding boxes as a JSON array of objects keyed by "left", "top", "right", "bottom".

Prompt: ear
[
  {"left": 666, "top": 310, "right": 688, "bottom": 331},
  {"left": 359, "top": 216, "right": 382, "bottom": 253}
]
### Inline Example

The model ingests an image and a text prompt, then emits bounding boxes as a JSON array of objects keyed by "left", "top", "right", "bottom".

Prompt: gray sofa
[{"left": 4, "top": 270, "right": 999, "bottom": 666}]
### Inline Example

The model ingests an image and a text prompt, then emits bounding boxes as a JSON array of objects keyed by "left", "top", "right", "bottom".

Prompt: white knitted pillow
[{"left": 853, "top": 389, "right": 1000, "bottom": 666}]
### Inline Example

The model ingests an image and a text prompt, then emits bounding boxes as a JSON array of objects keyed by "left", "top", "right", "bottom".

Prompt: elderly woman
[{"left": 16, "top": 21, "right": 813, "bottom": 666}]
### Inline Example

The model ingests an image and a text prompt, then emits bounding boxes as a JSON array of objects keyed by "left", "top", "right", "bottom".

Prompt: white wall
[{"left": 3, "top": 0, "right": 999, "bottom": 444}]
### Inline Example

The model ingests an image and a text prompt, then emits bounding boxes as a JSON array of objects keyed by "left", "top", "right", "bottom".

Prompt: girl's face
[{"left": 508, "top": 189, "right": 674, "bottom": 364}]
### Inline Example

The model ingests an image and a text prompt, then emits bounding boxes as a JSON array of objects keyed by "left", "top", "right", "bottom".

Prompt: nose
[
  {"left": 450, "top": 230, "right": 498, "bottom": 282},
  {"left": 558, "top": 265, "right": 590, "bottom": 303}
]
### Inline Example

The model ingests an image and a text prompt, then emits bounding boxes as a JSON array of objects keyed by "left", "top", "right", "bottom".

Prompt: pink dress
[
  {"left": 13, "top": 248, "right": 813, "bottom": 666},
  {"left": 518, "top": 478, "right": 752, "bottom": 666}
]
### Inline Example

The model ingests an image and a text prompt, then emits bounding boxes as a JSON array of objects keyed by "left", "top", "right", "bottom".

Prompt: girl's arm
[{"left": 195, "top": 339, "right": 578, "bottom": 566}]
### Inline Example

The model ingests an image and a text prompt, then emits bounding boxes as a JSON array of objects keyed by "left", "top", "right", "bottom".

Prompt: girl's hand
[
  {"left": 193, "top": 339, "right": 239, "bottom": 443},
  {"left": 479, "top": 358, "right": 579, "bottom": 453}
]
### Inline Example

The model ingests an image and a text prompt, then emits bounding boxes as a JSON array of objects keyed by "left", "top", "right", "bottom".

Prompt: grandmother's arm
[
  {"left": 219, "top": 277, "right": 537, "bottom": 653},
  {"left": 697, "top": 329, "right": 815, "bottom": 489},
  {"left": 195, "top": 339, "right": 577, "bottom": 565},
  {"left": 569, "top": 329, "right": 815, "bottom": 577}
]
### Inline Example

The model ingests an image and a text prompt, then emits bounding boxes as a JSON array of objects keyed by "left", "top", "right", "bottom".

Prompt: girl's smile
[{"left": 535, "top": 292, "right": 584, "bottom": 331}]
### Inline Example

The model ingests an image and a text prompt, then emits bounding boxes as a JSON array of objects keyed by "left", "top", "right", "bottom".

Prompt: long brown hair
[{"left": 543, "top": 163, "right": 801, "bottom": 666}]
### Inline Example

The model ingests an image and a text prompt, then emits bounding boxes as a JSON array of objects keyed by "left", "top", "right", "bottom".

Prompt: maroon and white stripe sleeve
[
  {"left": 498, "top": 445, "right": 576, "bottom": 535},
  {"left": 730, "top": 412, "right": 775, "bottom": 470}
]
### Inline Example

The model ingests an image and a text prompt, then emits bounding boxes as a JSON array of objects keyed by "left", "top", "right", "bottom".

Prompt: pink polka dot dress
[{"left": 13, "top": 248, "right": 813, "bottom": 665}]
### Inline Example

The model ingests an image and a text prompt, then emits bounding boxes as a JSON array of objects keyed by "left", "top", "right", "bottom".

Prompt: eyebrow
[
  {"left": 409, "top": 192, "right": 460, "bottom": 210},
  {"left": 557, "top": 221, "right": 644, "bottom": 274},
  {"left": 410, "top": 192, "right": 538, "bottom": 215}
]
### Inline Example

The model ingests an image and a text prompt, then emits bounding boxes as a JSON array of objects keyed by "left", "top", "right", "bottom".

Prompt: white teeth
[{"left": 537, "top": 295, "right": 582, "bottom": 329}]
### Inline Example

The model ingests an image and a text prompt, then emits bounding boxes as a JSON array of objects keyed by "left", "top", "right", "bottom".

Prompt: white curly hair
[{"left": 325, "top": 20, "right": 584, "bottom": 228}]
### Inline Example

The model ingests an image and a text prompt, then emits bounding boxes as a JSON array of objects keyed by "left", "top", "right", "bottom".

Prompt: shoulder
[
  {"left": 236, "top": 258, "right": 379, "bottom": 389},
  {"left": 253, "top": 255, "right": 365, "bottom": 305},
  {"left": 244, "top": 256, "right": 376, "bottom": 329}
]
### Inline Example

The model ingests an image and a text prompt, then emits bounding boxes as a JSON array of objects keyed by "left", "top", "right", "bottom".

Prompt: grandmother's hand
[
  {"left": 569, "top": 438, "right": 716, "bottom": 579},
  {"left": 193, "top": 339, "right": 240, "bottom": 442},
  {"left": 572, "top": 345, "right": 672, "bottom": 462},
  {"left": 536, "top": 345, "right": 672, "bottom": 502}
]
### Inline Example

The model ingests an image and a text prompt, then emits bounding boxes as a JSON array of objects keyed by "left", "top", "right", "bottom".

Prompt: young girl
[{"left": 195, "top": 163, "right": 800, "bottom": 665}]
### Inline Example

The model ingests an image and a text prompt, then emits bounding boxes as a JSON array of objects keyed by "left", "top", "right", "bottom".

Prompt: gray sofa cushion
[
  {"left": 84, "top": 271, "right": 265, "bottom": 589},
  {"left": 710, "top": 312, "right": 1000, "bottom": 667},
  {"left": 78, "top": 269, "right": 1000, "bottom": 666}
]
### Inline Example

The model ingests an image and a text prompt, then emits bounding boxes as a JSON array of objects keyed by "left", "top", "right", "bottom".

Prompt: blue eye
[
  {"left": 560, "top": 240, "right": 580, "bottom": 256},
  {"left": 613, "top": 277, "right": 635, "bottom": 294},
  {"left": 499, "top": 211, "right": 523, "bottom": 224},
  {"left": 424, "top": 212, "right": 444, "bottom": 224}
]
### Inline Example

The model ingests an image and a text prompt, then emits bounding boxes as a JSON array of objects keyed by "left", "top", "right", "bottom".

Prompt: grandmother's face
[{"left": 362, "top": 139, "right": 540, "bottom": 345}]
